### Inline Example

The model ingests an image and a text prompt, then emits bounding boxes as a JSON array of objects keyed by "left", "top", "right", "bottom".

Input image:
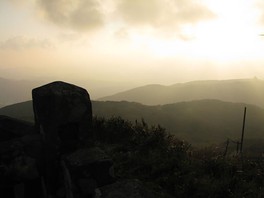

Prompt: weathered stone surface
[
  {"left": 0, "top": 115, "right": 35, "bottom": 142},
  {"left": 66, "top": 147, "right": 111, "bottom": 167},
  {"left": 0, "top": 135, "right": 43, "bottom": 198},
  {"left": 9, "top": 155, "right": 39, "bottom": 181},
  {"left": 32, "top": 81, "right": 93, "bottom": 196},
  {"left": 78, "top": 178, "right": 97, "bottom": 196},
  {"left": 97, "top": 179, "right": 173, "bottom": 198},
  {"left": 0, "top": 134, "right": 42, "bottom": 160},
  {"left": 0, "top": 115, "right": 43, "bottom": 197},
  {"left": 32, "top": 81, "right": 92, "bottom": 148},
  {"left": 0, "top": 133, "right": 43, "bottom": 190},
  {"left": 32, "top": 81, "right": 92, "bottom": 124},
  {"left": 66, "top": 147, "right": 114, "bottom": 187}
]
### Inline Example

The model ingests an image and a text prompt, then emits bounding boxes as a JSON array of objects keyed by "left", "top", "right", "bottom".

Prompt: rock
[
  {"left": 0, "top": 138, "right": 24, "bottom": 159},
  {"left": 97, "top": 179, "right": 173, "bottom": 198},
  {"left": 66, "top": 147, "right": 114, "bottom": 187},
  {"left": 32, "top": 81, "right": 92, "bottom": 150},
  {"left": 0, "top": 133, "right": 42, "bottom": 164},
  {"left": 0, "top": 115, "right": 35, "bottom": 142},
  {"left": 9, "top": 155, "right": 39, "bottom": 181},
  {"left": 20, "top": 134, "right": 43, "bottom": 159},
  {"left": 32, "top": 81, "right": 93, "bottom": 196},
  {"left": 78, "top": 178, "right": 97, "bottom": 196},
  {"left": 0, "top": 116, "right": 41, "bottom": 161},
  {"left": 0, "top": 142, "right": 42, "bottom": 198},
  {"left": 0, "top": 132, "right": 43, "bottom": 185},
  {"left": 66, "top": 147, "right": 111, "bottom": 167}
]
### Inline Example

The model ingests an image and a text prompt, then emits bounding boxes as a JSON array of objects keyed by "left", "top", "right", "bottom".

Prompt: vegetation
[
  {"left": 1, "top": 79, "right": 264, "bottom": 197},
  {"left": 92, "top": 100, "right": 264, "bottom": 146},
  {"left": 1, "top": 100, "right": 264, "bottom": 196},
  {"left": 91, "top": 116, "right": 264, "bottom": 197}
]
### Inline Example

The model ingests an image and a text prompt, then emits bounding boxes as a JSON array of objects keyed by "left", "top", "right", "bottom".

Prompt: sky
[{"left": 1, "top": 0, "right": 264, "bottom": 94}]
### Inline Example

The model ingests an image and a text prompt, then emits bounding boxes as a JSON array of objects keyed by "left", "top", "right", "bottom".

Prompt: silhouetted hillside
[
  {"left": 2, "top": 98, "right": 264, "bottom": 197},
  {"left": 1, "top": 100, "right": 264, "bottom": 145},
  {"left": 93, "top": 100, "right": 264, "bottom": 145},
  {"left": 99, "top": 78, "right": 264, "bottom": 107},
  {"left": 0, "top": 100, "right": 34, "bottom": 122}
]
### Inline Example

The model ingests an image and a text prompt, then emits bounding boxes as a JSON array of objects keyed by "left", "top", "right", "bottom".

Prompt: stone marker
[
  {"left": 32, "top": 81, "right": 92, "bottom": 145},
  {"left": 32, "top": 81, "right": 92, "bottom": 196}
]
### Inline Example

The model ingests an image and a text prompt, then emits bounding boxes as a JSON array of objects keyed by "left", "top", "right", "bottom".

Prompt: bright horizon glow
[{"left": 1, "top": 0, "right": 264, "bottom": 89}]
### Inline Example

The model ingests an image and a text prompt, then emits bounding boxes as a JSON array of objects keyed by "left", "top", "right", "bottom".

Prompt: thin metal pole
[
  {"left": 240, "top": 107, "right": 247, "bottom": 154},
  {"left": 236, "top": 141, "right": 240, "bottom": 154},
  {"left": 223, "top": 139, "right": 229, "bottom": 157},
  {"left": 236, "top": 107, "right": 247, "bottom": 173}
]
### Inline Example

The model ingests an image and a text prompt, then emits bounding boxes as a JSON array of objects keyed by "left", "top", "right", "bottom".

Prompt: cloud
[
  {"left": 114, "top": 28, "right": 130, "bottom": 39},
  {"left": 0, "top": 36, "right": 54, "bottom": 50},
  {"left": 2, "top": 0, "right": 30, "bottom": 5},
  {"left": 57, "top": 33, "right": 81, "bottom": 42},
  {"left": 116, "top": 0, "right": 215, "bottom": 28},
  {"left": 257, "top": 1, "right": 264, "bottom": 26},
  {"left": 37, "top": 0, "right": 104, "bottom": 31},
  {"left": 36, "top": 0, "right": 214, "bottom": 31},
  {"left": 7, "top": 0, "right": 215, "bottom": 40},
  {"left": 117, "top": 0, "right": 162, "bottom": 25}
]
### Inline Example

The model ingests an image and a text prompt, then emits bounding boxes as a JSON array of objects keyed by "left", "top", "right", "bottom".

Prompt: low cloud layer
[{"left": 0, "top": 36, "right": 53, "bottom": 50}]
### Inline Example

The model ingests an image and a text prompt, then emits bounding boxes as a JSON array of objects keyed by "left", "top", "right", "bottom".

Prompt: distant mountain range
[
  {"left": 2, "top": 77, "right": 264, "bottom": 108},
  {"left": 0, "top": 77, "right": 138, "bottom": 106},
  {"left": 1, "top": 100, "right": 264, "bottom": 146},
  {"left": 2, "top": 77, "right": 264, "bottom": 146},
  {"left": 99, "top": 78, "right": 264, "bottom": 107},
  {"left": 0, "top": 77, "right": 45, "bottom": 107}
]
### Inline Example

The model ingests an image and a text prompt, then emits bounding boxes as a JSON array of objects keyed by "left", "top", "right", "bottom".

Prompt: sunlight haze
[{"left": 1, "top": 0, "right": 264, "bottom": 96}]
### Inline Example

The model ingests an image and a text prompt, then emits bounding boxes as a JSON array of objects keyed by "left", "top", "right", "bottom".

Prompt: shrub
[{"left": 90, "top": 116, "right": 264, "bottom": 197}]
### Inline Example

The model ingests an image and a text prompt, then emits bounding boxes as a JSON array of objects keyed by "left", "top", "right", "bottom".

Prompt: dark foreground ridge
[
  {"left": 0, "top": 81, "right": 167, "bottom": 198},
  {"left": 1, "top": 81, "right": 264, "bottom": 198}
]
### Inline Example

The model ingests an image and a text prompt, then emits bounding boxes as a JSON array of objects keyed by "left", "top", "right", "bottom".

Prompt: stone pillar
[{"left": 32, "top": 81, "right": 92, "bottom": 196}]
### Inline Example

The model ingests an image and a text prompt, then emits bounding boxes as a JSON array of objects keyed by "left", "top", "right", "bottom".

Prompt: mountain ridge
[
  {"left": 0, "top": 77, "right": 140, "bottom": 104},
  {"left": 99, "top": 78, "right": 264, "bottom": 107}
]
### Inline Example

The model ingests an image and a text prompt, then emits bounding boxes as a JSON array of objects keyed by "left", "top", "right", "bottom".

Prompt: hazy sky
[{"left": 1, "top": 0, "right": 264, "bottom": 86}]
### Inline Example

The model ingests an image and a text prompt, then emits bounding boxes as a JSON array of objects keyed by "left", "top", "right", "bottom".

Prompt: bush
[{"left": 90, "top": 116, "right": 264, "bottom": 197}]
